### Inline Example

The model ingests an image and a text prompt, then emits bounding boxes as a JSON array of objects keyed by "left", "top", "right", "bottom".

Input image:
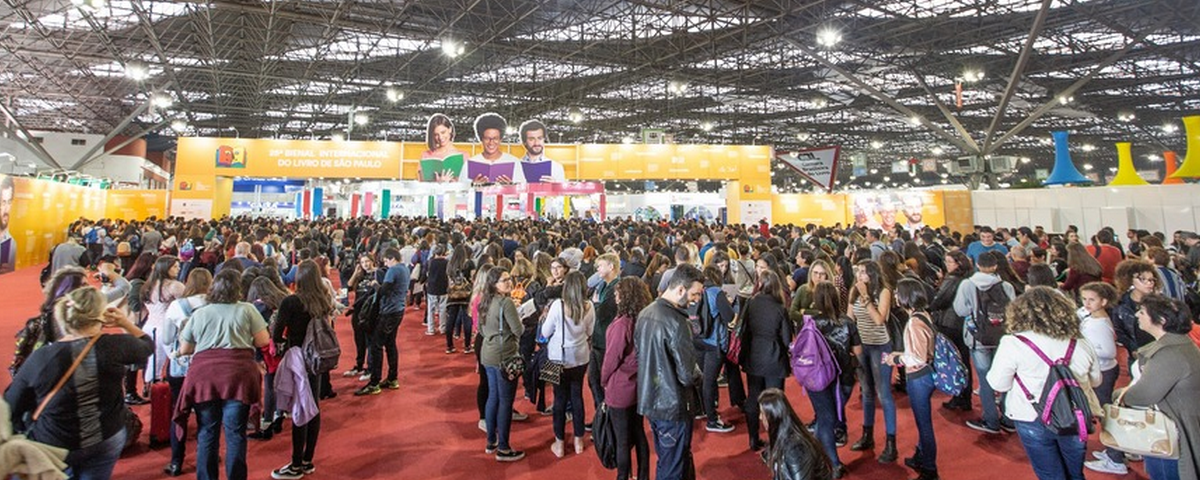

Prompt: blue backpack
[
  {"left": 913, "top": 313, "right": 968, "bottom": 396},
  {"left": 790, "top": 315, "right": 839, "bottom": 392}
]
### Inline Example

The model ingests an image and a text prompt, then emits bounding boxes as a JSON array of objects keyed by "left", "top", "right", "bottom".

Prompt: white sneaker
[
  {"left": 478, "top": 419, "right": 487, "bottom": 432},
  {"left": 511, "top": 410, "right": 529, "bottom": 421},
  {"left": 1084, "top": 457, "right": 1128, "bottom": 475},
  {"left": 358, "top": 374, "right": 371, "bottom": 382}
]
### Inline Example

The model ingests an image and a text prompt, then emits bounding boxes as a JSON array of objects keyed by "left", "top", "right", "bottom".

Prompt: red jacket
[{"left": 601, "top": 315, "right": 638, "bottom": 409}]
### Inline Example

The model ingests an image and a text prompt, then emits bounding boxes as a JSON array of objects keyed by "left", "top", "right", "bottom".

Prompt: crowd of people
[{"left": 6, "top": 213, "right": 1200, "bottom": 480}]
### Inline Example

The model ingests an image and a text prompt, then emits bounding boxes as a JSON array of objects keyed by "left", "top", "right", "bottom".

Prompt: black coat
[
  {"left": 930, "top": 274, "right": 965, "bottom": 330},
  {"left": 738, "top": 294, "right": 795, "bottom": 379},
  {"left": 770, "top": 432, "right": 833, "bottom": 480},
  {"left": 635, "top": 298, "right": 701, "bottom": 422}
]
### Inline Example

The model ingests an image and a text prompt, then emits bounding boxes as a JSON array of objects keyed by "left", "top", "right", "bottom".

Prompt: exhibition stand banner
[
  {"left": 847, "top": 191, "right": 945, "bottom": 231},
  {"left": 777, "top": 147, "right": 840, "bottom": 192},
  {"left": 179, "top": 137, "right": 404, "bottom": 179}
]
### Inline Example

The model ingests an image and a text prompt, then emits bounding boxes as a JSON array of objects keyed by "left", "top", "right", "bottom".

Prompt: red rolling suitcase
[{"left": 149, "top": 334, "right": 171, "bottom": 448}]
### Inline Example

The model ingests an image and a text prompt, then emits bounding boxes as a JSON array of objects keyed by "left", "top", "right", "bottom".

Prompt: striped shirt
[{"left": 853, "top": 296, "right": 890, "bottom": 346}]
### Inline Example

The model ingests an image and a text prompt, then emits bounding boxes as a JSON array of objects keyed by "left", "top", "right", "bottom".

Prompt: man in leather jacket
[{"left": 636, "top": 263, "right": 704, "bottom": 480}]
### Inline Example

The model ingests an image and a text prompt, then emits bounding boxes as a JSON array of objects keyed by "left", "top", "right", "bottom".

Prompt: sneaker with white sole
[
  {"left": 496, "top": 450, "right": 526, "bottom": 462},
  {"left": 511, "top": 410, "right": 528, "bottom": 421},
  {"left": 342, "top": 368, "right": 362, "bottom": 377},
  {"left": 478, "top": 419, "right": 487, "bottom": 432},
  {"left": 965, "top": 419, "right": 1001, "bottom": 434},
  {"left": 358, "top": 373, "right": 371, "bottom": 382},
  {"left": 706, "top": 419, "right": 735, "bottom": 433},
  {"left": 1084, "top": 457, "right": 1128, "bottom": 475},
  {"left": 270, "top": 464, "right": 305, "bottom": 480}
]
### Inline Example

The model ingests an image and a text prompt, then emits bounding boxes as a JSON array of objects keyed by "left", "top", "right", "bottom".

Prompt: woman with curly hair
[
  {"left": 986, "top": 286, "right": 1102, "bottom": 480},
  {"left": 600, "top": 277, "right": 652, "bottom": 480},
  {"left": 1112, "top": 259, "right": 1162, "bottom": 364}
]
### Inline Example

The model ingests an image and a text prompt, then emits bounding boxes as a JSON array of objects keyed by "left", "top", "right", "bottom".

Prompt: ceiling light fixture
[
  {"left": 1057, "top": 94, "right": 1074, "bottom": 105},
  {"left": 813, "top": 98, "right": 828, "bottom": 109},
  {"left": 170, "top": 119, "right": 188, "bottom": 132},
  {"left": 1083, "top": 163, "right": 1094, "bottom": 171},
  {"left": 354, "top": 113, "right": 369, "bottom": 126},
  {"left": 870, "top": 140, "right": 883, "bottom": 150},
  {"left": 1080, "top": 144, "right": 1096, "bottom": 152},
  {"left": 700, "top": 120, "right": 713, "bottom": 132},
  {"left": 962, "top": 70, "right": 984, "bottom": 82},
  {"left": 930, "top": 146, "right": 944, "bottom": 156},
  {"left": 568, "top": 107, "right": 583, "bottom": 124},
  {"left": 1020, "top": 157, "right": 1031, "bottom": 164},
  {"left": 441, "top": 39, "right": 466, "bottom": 58},
  {"left": 1162, "top": 123, "right": 1179, "bottom": 134},
  {"left": 909, "top": 116, "right": 922, "bottom": 126},
  {"left": 386, "top": 88, "right": 404, "bottom": 102},
  {"left": 152, "top": 94, "right": 172, "bottom": 108},
  {"left": 796, "top": 131, "right": 811, "bottom": 141},
  {"left": 667, "top": 80, "right": 688, "bottom": 95},
  {"left": 622, "top": 136, "right": 634, "bottom": 145},
  {"left": 816, "top": 27, "right": 842, "bottom": 48},
  {"left": 1117, "top": 111, "right": 1136, "bottom": 122},
  {"left": 332, "top": 132, "right": 345, "bottom": 142},
  {"left": 124, "top": 62, "right": 149, "bottom": 81}
]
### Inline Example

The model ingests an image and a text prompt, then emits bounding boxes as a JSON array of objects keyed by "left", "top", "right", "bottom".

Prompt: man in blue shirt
[
  {"left": 356, "top": 247, "right": 410, "bottom": 396},
  {"left": 965, "top": 227, "right": 1008, "bottom": 267}
]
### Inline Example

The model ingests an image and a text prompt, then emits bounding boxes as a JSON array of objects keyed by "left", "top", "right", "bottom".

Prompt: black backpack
[
  {"left": 1012, "top": 335, "right": 1095, "bottom": 442},
  {"left": 972, "top": 284, "right": 1010, "bottom": 347}
]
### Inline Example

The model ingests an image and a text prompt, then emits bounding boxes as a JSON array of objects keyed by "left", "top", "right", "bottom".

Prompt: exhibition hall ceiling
[{"left": 1, "top": 0, "right": 1198, "bottom": 186}]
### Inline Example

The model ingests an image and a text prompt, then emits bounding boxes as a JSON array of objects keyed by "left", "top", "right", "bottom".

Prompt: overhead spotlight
[
  {"left": 940, "top": 173, "right": 949, "bottom": 179},
  {"left": 385, "top": 88, "right": 404, "bottom": 102},
  {"left": 151, "top": 94, "right": 172, "bottom": 108},
  {"left": 1057, "top": 94, "right": 1074, "bottom": 105},
  {"left": 870, "top": 140, "right": 883, "bottom": 150},
  {"left": 667, "top": 80, "right": 688, "bottom": 95},
  {"left": 354, "top": 113, "right": 369, "bottom": 126},
  {"left": 796, "top": 131, "right": 811, "bottom": 141},
  {"left": 124, "top": 62, "right": 149, "bottom": 81},
  {"left": 1020, "top": 157, "right": 1031, "bottom": 164},
  {"left": 170, "top": 119, "right": 188, "bottom": 132},
  {"left": 812, "top": 98, "right": 828, "bottom": 109},
  {"left": 568, "top": 107, "right": 583, "bottom": 124},
  {"left": 332, "top": 132, "right": 345, "bottom": 142},
  {"left": 816, "top": 27, "right": 842, "bottom": 48},
  {"left": 1162, "top": 123, "right": 1179, "bottom": 134},
  {"left": 941, "top": 178, "right": 949, "bottom": 184},
  {"left": 441, "top": 39, "right": 466, "bottom": 58},
  {"left": 1080, "top": 143, "right": 1096, "bottom": 152},
  {"left": 883, "top": 176, "right": 891, "bottom": 182},
  {"left": 1117, "top": 111, "right": 1136, "bottom": 122},
  {"left": 1148, "top": 154, "right": 1162, "bottom": 162},
  {"left": 505, "top": 126, "right": 517, "bottom": 136},
  {"left": 622, "top": 136, "right": 634, "bottom": 145},
  {"left": 909, "top": 116, "right": 922, "bottom": 126},
  {"left": 869, "top": 168, "right": 879, "bottom": 174},
  {"left": 1083, "top": 163, "right": 1094, "bottom": 171},
  {"left": 700, "top": 120, "right": 713, "bottom": 132},
  {"left": 930, "top": 146, "right": 944, "bottom": 156},
  {"left": 962, "top": 70, "right": 984, "bottom": 82}
]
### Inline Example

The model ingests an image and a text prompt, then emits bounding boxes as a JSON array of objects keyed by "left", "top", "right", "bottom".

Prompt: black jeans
[
  {"left": 723, "top": 358, "right": 746, "bottom": 408},
  {"left": 368, "top": 313, "right": 403, "bottom": 385},
  {"left": 351, "top": 316, "right": 371, "bottom": 370},
  {"left": 520, "top": 329, "right": 540, "bottom": 401},
  {"left": 696, "top": 343, "right": 723, "bottom": 422},
  {"left": 475, "top": 334, "right": 488, "bottom": 420},
  {"left": 745, "top": 375, "right": 785, "bottom": 442},
  {"left": 553, "top": 365, "right": 587, "bottom": 440},
  {"left": 587, "top": 347, "right": 606, "bottom": 411},
  {"left": 167, "top": 376, "right": 188, "bottom": 465},
  {"left": 611, "top": 406, "right": 650, "bottom": 480},
  {"left": 445, "top": 303, "right": 472, "bottom": 350},
  {"left": 291, "top": 375, "right": 321, "bottom": 466}
]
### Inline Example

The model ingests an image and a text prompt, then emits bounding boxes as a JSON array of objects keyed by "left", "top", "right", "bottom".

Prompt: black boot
[
  {"left": 850, "top": 426, "right": 874, "bottom": 451},
  {"left": 913, "top": 468, "right": 940, "bottom": 480},
  {"left": 878, "top": 434, "right": 898, "bottom": 463}
]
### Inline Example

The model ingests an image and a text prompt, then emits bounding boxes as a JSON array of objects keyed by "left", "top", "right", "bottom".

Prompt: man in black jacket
[{"left": 636, "top": 264, "right": 704, "bottom": 480}]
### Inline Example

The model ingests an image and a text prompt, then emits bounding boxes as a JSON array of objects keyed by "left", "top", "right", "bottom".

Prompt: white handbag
[{"left": 1099, "top": 388, "right": 1179, "bottom": 459}]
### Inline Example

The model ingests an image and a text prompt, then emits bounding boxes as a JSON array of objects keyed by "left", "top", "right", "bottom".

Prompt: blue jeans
[
  {"left": 972, "top": 346, "right": 1003, "bottom": 429},
  {"left": 807, "top": 383, "right": 842, "bottom": 468},
  {"left": 63, "top": 427, "right": 126, "bottom": 480},
  {"left": 1144, "top": 457, "right": 1180, "bottom": 480},
  {"left": 907, "top": 372, "right": 938, "bottom": 472},
  {"left": 484, "top": 365, "right": 517, "bottom": 451},
  {"left": 857, "top": 343, "right": 897, "bottom": 434},
  {"left": 195, "top": 400, "right": 250, "bottom": 480},
  {"left": 1014, "top": 420, "right": 1085, "bottom": 480},
  {"left": 649, "top": 418, "right": 694, "bottom": 480}
]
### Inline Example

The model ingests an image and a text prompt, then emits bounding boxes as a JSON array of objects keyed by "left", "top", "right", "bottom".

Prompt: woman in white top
[
  {"left": 1076, "top": 282, "right": 1128, "bottom": 475},
  {"left": 141, "top": 256, "right": 184, "bottom": 385},
  {"left": 540, "top": 271, "right": 595, "bottom": 458},
  {"left": 987, "top": 286, "right": 1101, "bottom": 480},
  {"left": 159, "top": 268, "right": 212, "bottom": 476}
]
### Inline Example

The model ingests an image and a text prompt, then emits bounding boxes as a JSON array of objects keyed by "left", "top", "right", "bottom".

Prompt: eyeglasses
[
  {"left": 499, "top": 277, "right": 513, "bottom": 283},
  {"left": 1134, "top": 275, "right": 1157, "bottom": 284}
]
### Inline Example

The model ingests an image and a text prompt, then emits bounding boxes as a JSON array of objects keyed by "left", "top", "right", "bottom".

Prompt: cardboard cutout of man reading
[
  {"left": 465, "top": 113, "right": 521, "bottom": 185},
  {"left": 518, "top": 119, "right": 566, "bottom": 183},
  {"left": 0, "top": 175, "right": 14, "bottom": 273},
  {"left": 419, "top": 113, "right": 467, "bottom": 182}
]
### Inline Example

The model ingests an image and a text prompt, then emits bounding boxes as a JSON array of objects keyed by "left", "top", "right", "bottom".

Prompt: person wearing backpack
[
  {"left": 953, "top": 251, "right": 1018, "bottom": 435},
  {"left": 803, "top": 282, "right": 860, "bottom": 478},
  {"left": 697, "top": 266, "right": 736, "bottom": 433},
  {"left": 885, "top": 278, "right": 941, "bottom": 480},
  {"left": 986, "top": 287, "right": 1101, "bottom": 480},
  {"left": 740, "top": 270, "right": 794, "bottom": 452},
  {"left": 270, "top": 260, "right": 336, "bottom": 479},
  {"left": 931, "top": 251, "right": 974, "bottom": 412},
  {"left": 158, "top": 268, "right": 212, "bottom": 476}
]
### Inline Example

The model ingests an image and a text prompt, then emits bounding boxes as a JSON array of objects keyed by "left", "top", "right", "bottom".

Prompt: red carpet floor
[{"left": 0, "top": 265, "right": 1148, "bottom": 479}]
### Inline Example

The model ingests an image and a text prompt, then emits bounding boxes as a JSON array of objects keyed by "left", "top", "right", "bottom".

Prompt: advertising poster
[
  {"left": 777, "top": 147, "right": 839, "bottom": 192},
  {"left": 846, "top": 191, "right": 945, "bottom": 231}
]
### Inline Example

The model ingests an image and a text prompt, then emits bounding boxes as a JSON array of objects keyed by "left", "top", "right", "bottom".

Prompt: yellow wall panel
[{"left": 105, "top": 190, "right": 169, "bottom": 220}]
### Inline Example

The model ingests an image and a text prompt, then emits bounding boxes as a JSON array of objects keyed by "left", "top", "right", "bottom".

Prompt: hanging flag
[
  {"left": 777, "top": 146, "right": 840, "bottom": 192},
  {"left": 955, "top": 81, "right": 963, "bottom": 109}
]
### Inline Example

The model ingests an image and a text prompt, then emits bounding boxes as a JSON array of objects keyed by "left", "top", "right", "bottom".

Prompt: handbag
[
  {"left": 1099, "top": 388, "right": 1180, "bottom": 459},
  {"left": 498, "top": 302, "right": 525, "bottom": 381},
  {"left": 592, "top": 404, "right": 619, "bottom": 469},
  {"left": 447, "top": 273, "right": 472, "bottom": 303},
  {"left": 725, "top": 299, "right": 749, "bottom": 365},
  {"left": 539, "top": 300, "right": 566, "bottom": 385}
]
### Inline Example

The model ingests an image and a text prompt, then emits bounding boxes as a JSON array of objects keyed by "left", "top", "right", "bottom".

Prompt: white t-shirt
[
  {"left": 987, "top": 331, "right": 1102, "bottom": 423},
  {"left": 1079, "top": 311, "right": 1118, "bottom": 372},
  {"left": 540, "top": 299, "right": 595, "bottom": 368}
]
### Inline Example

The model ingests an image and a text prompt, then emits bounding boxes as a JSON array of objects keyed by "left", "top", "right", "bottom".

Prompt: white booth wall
[
  {"left": 971, "top": 184, "right": 1199, "bottom": 235},
  {"left": 605, "top": 192, "right": 727, "bottom": 221}
]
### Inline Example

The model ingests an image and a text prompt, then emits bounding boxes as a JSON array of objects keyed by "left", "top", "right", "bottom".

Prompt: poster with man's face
[
  {"left": 0, "top": 174, "right": 16, "bottom": 274},
  {"left": 846, "top": 191, "right": 942, "bottom": 230}
]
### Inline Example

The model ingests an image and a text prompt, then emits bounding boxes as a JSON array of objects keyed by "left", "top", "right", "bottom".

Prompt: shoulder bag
[
  {"left": 539, "top": 300, "right": 565, "bottom": 385},
  {"left": 1100, "top": 387, "right": 1180, "bottom": 459},
  {"left": 498, "top": 300, "right": 525, "bottom": 381}
]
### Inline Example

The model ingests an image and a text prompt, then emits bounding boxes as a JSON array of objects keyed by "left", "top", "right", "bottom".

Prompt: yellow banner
[
  {"left": 773, "top": 194, "right": 849, "bottom": 227},
  {"left": 105, "top": 190, "right": 169, "bottom": 220},
  {"left": 5, "top": 177, "right": 106, "bottom": 272},
  {"left": 177, "top": 137, "right": 404, "bottom": 179}
]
